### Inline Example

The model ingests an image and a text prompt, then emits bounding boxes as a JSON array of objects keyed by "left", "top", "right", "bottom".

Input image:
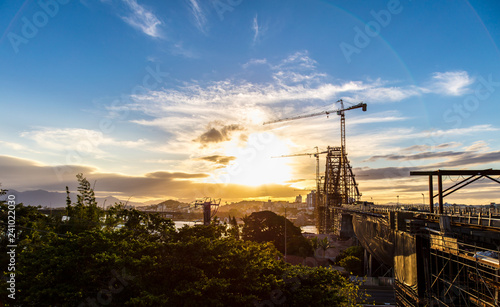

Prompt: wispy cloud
[
  {"left": 464, "top": 140, "right": 490, "bottom": 152},
  {"left": 400, "top": 143, "right": 461, "bottom": 154},
  {"left": 21, "top": 128, "right": 150, "bottom": 156},
  {"left": 429, "top": 71, "right": 474, "bottom": 96},
  {"left": 0, "top": 140, "right": 41, "bottom": 154},
  {"left": 116, "top": 53, "right": 485, "bottom": 158},
  {"left": 187, "top": 0, "right": 207, "bottom": 34},
  {"left": 251, "top": 14, "right": 268, "bottom": 46},
  {"left": 348, "top": 110, "right": 408, "bottom": 125},
  {"left": 97, "top": 52, "right": 498, "bottom": 198},
  {"left": 274, "top": 51, "right": 318, "bottom": 70},
  {"left": 121, "top": 0, "right": 162, "bottom": 38},
  {"left": 350, "top": 85, "right": 423, "bottom": 102},
  {"left": 242, "top": 58, "right": 268, "bottom": 69},
  {"left": 364, "top": 151, "right": 464, "bottom": 163},
  {"left": 252, "top": 14, "right": 259, "bottom": 44}
]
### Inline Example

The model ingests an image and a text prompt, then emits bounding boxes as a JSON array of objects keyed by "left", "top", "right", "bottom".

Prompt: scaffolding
[
  {"left": 347, "top": 209, "right": 500, "bottom": 306},
  {"left": 428, "top": 233, "right": 499, "bottom": 306},
  {"left": 321, "top": 146, "right": 361, "bottom": 234}
]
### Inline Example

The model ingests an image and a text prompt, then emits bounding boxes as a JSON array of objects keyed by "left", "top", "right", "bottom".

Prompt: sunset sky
[{"left": 1, "top": 0, "right": 500, "bottom": 205}]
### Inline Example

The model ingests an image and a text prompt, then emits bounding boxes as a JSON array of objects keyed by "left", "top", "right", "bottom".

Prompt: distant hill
[
  {"left": 0, "top": 189, "right": 144, "bottom": 208},
  {"left": 138, "top": 199, "right": 190, "bottom": 211}
]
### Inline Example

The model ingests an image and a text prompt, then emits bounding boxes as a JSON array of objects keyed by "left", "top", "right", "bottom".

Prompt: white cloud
[
  {"left": 464, "top": 140, "right": 490, "bottom": 152},
  {"left": 0, "top": 140, "right": 37, "bottom": 153},
  {"left": 251, "top": 14, "right": 268, "bottom": 46},
  {"left": 348, "top": 110, "right": 408, "bottom": 125},
  {"left": 252, "top": 14, "right": 259, "bottom": 44},
  {"left": 242, "top": 58, "right": 268, "bottom": 69},
  {"left": 274, "top": 51, "right": 318, "bottom": 70},
  {"left": 122, "top": 0, "right": 162, "bottom": 38},
  {"left": 108, "top": 53, "right": 488, "bottom": 181},
  {"left": 120, "top": 55, "right": 478, "bottom": 154},
  {"left": 21, "top": 128, "right": 150, "bottom": 155},
  {"left": 345, "top": 124, "right": 499, "bottom": 160},
  {"left": 351, "top": 85, "right": 423, "bottom": 102},
  {"left": 187, "top": 0, "right": 207, "bottom": 34},
  {"left": 429, "top": 71, "right": 474, "bottom": 96}
]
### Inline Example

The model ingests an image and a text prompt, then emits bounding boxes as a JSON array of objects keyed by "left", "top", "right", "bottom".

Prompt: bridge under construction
[
  {"left": 264, "top": 100, "right": 500, "bottom": 305},
  {"left": 335, "top": 169, "right": 500, "bottom": 306}
]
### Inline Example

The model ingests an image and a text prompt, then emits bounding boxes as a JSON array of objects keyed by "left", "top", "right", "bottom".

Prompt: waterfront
[{"left": 174, "top": 220, "right": 318, "bottom": 234}]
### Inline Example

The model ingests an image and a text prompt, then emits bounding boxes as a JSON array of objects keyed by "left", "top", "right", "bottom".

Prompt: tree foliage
[
  {"left": 335, "top": 246, "right": 365, "bottom": 276},
  {"left": 0, "top": 179, "right": 362, "bottom": 305},
  {"left": 241, "top": 211, "right": 313, "bottom": 257},
  {"left": 61, "top": 173, "right": 103, "bottom": 234},
  {"left": 4, "top": 216, "right": 361, "bottom": 306}
]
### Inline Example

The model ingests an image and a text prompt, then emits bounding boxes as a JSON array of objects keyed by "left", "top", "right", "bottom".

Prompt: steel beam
[
  {"left": 429, "top": 175, "right": 434, "bottom": 213},
  {"left": 411, "top": 169, "right": 500, "bottom": 176},
  {"left": 438, "top": 174, "right": 443, "bottom": 214}
]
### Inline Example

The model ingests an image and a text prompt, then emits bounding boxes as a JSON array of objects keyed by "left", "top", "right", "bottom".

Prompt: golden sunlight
[{"left": 214, "top": 133, "right": 292, "bottom": 186}]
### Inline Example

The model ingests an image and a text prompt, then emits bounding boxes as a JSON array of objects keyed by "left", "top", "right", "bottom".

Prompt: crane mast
[{"left": 273, "top": 147, "right": 328, "bottom": 209}]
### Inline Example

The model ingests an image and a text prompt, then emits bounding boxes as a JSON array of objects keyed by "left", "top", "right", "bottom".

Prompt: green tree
[
  {"left": 62, "top": 173, "right": 103, "bottom": 234},
  {"left": 310, "top": 237, "right": 320, "bottom": 257},
  {"left": 335, "top": 246, "right": 364, "bottom": 265},
  {"left": 2, "top": 189, "right": 362, "bottom": 306},
  {"left": 278, "top": 265, "right": 363, "bottom": 306},
  {"left": 0, "top": 193, "right": 61, "bottom": 302},
  {"left": 318, "top": 237, "right": 332, "bottom": 259},
  {"left": 242, "top": 211, "right": 313, "bottom": 257},
  {"left": 335, "top": 246, "right": 365, "bottom": 276},
  {"left": 339, "top": 256, "right": 364, "bottom": 276},
  {"left": 228, "top": 215, "right": 240, "bottom": 239}
]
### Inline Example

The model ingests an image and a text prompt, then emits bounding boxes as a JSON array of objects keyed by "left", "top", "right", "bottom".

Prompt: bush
[
  {"left": 334, "top": 245, "right": 363, "bottom": 265},
  {"left": 335, "top": 246, "right": 364, "bottom": 276},
  {"left": 339, "top": 256, "right": 363, "bottom": 276}
]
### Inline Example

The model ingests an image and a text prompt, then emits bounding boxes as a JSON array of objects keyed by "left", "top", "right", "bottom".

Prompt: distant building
[
  {"left": 263, "top": 199, "right": 273, "bottom": 211},
  {"left": 295, "top": 194, "right": 303, "bottom": 204},
  {"left": 306, "top": 191, "right": 316, "bottom": 209}
]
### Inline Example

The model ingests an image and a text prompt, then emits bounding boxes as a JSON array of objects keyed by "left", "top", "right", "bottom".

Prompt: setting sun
[{"left": 213, "top": 133, "right": 292, "bottom": 186}]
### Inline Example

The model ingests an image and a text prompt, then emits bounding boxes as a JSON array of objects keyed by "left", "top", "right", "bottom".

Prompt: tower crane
[
  {"left": 264, "top": 100, "right": 367, "bottom": 233},
  {"left": 272, "top": 147, "right": 328, "bottom": 204},
  {"left": 263, "top": 99, "right": 366, "bottom": 159},
  {"left": 263, "top": 99, "right": 366, "bottom": 204}
]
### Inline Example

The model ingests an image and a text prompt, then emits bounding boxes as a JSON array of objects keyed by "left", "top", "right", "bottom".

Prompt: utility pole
[{"left": 284, "top": 205, "right": 287, "bottom": 261}]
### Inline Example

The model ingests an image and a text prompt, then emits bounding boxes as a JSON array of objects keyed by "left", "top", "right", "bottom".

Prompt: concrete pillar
[{"left": 364, "top": 249, "right": 372, "bottom": 277}]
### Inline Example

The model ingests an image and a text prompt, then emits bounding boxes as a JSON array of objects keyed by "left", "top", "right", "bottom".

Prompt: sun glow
[{"left": 212, "top": 133, "right": 292, "bottom": 186}]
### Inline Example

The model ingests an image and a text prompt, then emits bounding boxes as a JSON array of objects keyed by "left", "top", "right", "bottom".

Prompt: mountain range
[{"left": 0, "top": 189, "right": 145, "bottom": 208}]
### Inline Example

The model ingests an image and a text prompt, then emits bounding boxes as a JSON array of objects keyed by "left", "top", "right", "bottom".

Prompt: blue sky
[{"left": 1, "top": 0, "right": 500, "bottom": 205}]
